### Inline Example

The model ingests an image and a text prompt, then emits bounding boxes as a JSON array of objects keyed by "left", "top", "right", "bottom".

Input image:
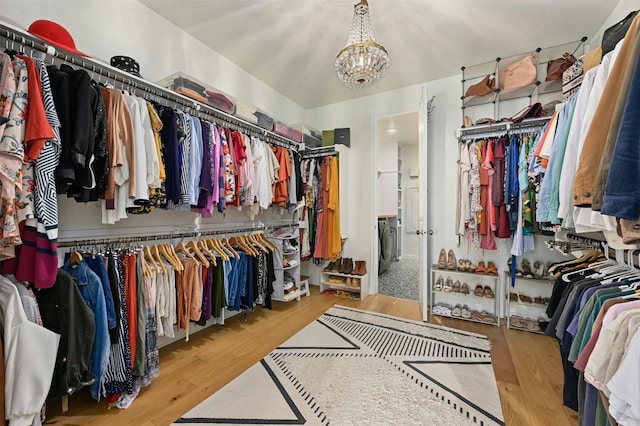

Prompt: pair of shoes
[
  {"left": 324, "top": 259, "right": 340, "bottom": 272},
  {"left": 518, "top": 294, "right": 533, "bottom": 304},
  {"left": 460, "top": 282, "right": 470, "bottom": 295},
  {"left": 521, "top": 259, "right": 535, "bottom": 278},
  {"left": 451, "top": 280, "right": 461, "bottom": 293},
  {"left": 475, "top": 261, "right": 497, "bottom": 275},
  {"left": 353, "top": 260, "right": 367, "bottom": 276},
  {"left": 339, "top": 258, "right": 353, "bottom": 274},
  {"left": 346, "top": 277, "right": 360, "bottom": 287},
  {"left": 437, "top": 249, "right": 457, "bottom": 270},
  {"left": 457, "top": 259, "right": 476, "bottom": 272}
]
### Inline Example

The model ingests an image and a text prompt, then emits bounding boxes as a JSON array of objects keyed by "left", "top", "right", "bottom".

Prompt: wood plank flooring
[{"left": 43, "top": 287, "right": 578, "bottom": 425}]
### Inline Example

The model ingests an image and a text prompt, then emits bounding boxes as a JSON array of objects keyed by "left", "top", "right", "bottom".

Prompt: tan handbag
[
  {"left": 465, "top": 75, "right": 495, "bottom": 97},
  {"left": 499, "top": 54, "right": 537, "bottom": 90}
]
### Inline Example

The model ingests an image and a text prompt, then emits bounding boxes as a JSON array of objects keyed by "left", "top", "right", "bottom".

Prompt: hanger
[
  {"left": 249, "top": 234, "right": 269, "bottom": 253},
  {"left": 158, "top": 243, "right": 182, "bottom": 271},
  {"left": 152, "top": 244, "right": 169, "bottom": 274},
  {"left": 143, "top": 245, "right": 159, "bottom": 274},
  {"left": 221, "top": 237, "right": 240, "bottom": 259},
  {"left": 197, "top": 240, "right": 218, "bottom": 266},
  {"left": 258, "top": 233, "right": 278, "bottom": 251},
  {"left": 69, "top": 250, "right": 84, "bottom": 266},
  {"left": 186, "top": 240, "right": 210, "bottom": 268},
  {"left": 175, "top": 241, "right": 197, "bottom": 262},
  {"left": 561, "top": 249, "right": 615, "bottom": 282},
  {"left": 206, "top": 238, "right": 229, "bottom": 261}
]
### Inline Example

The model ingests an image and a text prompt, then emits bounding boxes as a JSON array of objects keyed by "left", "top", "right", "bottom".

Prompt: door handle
[{"left": 416, "top": 230, "right": 433, "bottom": 236}]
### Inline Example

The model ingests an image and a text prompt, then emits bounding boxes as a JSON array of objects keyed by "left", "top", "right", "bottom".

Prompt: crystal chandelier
[{"left": 334, "top": 0, "right": 389, "bottom": 89}]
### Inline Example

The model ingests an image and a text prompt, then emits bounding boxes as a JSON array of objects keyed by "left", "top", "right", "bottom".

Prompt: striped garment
[
  {"left": 103, "top": 253, "right": 133, "bottom": 397},
  {"left": 176, "top": 110, "right": 192, "bottom": 208},
  {"left": 33, "top": 58, "right": 61, "bottom": 240}
]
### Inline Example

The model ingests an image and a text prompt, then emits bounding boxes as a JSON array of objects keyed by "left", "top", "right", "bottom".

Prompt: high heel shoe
[
  {"left": 447, "top": 250, "right": 457, "bottom": 270},
  {"left": 437, "top": 249, "right": 446, "bottom": 269}
]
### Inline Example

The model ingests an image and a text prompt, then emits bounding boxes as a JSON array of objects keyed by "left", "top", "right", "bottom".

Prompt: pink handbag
[{"left": 499, "top": 54, "right": 537, "bottom": 90}]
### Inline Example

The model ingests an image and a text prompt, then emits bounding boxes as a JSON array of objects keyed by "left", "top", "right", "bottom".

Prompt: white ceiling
[
  {"left": 378, "top": 112, "right": 419, "bottom": 146},
  {"left": 140, "top": 0, "right": 619, "bottom": 109}
]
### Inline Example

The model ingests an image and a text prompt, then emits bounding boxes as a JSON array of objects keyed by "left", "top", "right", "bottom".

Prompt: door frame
[{"left": 370, "top": 103, "right": 420, "bottom": 296}]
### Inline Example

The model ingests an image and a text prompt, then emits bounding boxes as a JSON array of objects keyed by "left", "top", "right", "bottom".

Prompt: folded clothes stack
[{"left": 168, "top": 75, "right": 236, "bottom": 114}]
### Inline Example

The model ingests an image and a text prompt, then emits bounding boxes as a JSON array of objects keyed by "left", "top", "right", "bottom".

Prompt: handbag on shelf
[
  {"left": 545, "top": 52, "right": 577, "bottom": 81},
  {"left": 499, "top": 53, "right": 537, "bottom": 90},
  {"left": 508, "top": 102, "right": 543, "bottom": 123},
  {"left": 602, "top": 10, "right": 638, "bottom": 55},
  {"left": 464, "top": 75, "right": 495, "bottom": 97}
]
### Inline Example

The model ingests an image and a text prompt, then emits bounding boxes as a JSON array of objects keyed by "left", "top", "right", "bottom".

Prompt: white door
[{"left": 418, "top": 85, "right": 430, "bottom": 321}]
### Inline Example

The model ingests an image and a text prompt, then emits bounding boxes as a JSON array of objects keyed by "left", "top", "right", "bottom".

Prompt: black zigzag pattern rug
[{"left": 174, "top": 305, "right": 504, "bottom": 426}]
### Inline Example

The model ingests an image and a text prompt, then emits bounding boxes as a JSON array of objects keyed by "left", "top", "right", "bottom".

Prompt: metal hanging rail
[
  {"left": 0, "top": 20, "right": 300, "bottom": 151},
  {"left": 57, "top": 222, "right": 298, "bottom": 249},
  {"left": 300, "top": 145, "right": 338, "bottom": 159},
  {"left": 456, "top": 116, "right": 551, "bottom": 141}
]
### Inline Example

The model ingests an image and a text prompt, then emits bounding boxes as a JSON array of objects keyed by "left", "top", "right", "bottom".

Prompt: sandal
[
  {"left": 452, "top": 280, "right": 461, "bottom": 293},
  {"left": 433, "top": 276, "right": 443, "bottom": 291},
  {"left": 476, "top": 261, "right": 487, "bottom": 274},
  {"left": 443, "top": 277, "right": 453, "bottom": 293},
  {"left": 483, "top": 286, "right": 495, "bottom": 299},
  {"left": 534, "top": 296, "right": 545, "bottom": 305},
  {"left": 458, "top": 259, "right": 467, "bottom": 272},
  {"left": 509, "top": 292, "right": 518, "bottom": 302},
  {"left": 471, "top": 310, "right": 483, "bottom": 321},
  {"left": 465, "top": 260, "right": 476, "bottom": 272},
  {"left": 461, "top": 282, "right": 470, "bottom": 295},
  {"left": 481, "top": 311, "right": 496, "bottom": 323},
  {"left": 486, "top": 261, "right": 498, "bottom": 275},
  {"left": 533, "top": 261, "right": 545, "bottom": 278},
  {"left": 474, "top": 285, "right": 484, "bottom": 297}
]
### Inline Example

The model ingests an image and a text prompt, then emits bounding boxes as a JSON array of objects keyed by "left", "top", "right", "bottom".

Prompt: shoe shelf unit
[
  {"left": 431, "top": 268, "right": 500, "bottom": 326},
  {"left": 270, "top": 230, "right": 309, "bottom": 302},
  {"left": 320, "top": 270, "right": 369, "bottom": 301},
  {"left": 503, "top": 272, "right": 554, "bottom": 334},
  {"left": 460, "top": 37, "right": 587, "bottom": 125}
]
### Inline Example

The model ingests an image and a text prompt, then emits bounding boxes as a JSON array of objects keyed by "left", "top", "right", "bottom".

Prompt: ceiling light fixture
[{"left": 334, "top": 0, "right": 389, "bottom": 90}]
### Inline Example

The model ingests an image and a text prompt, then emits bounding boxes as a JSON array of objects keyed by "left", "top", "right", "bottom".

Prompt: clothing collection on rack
[
  {"left": 545, "top": 248, "right": 640, "bottom": 426},
  {"left": 0, "top": 27, "right": 305, "bottom": 292},
  {"left": 0, "top": 228, "right": 279, "bottom": 424},
  {"left": 299, "top": 150, "right": 341, "bottom": 263},
  {"left": 456, "top": 122, "right": 549, "bottom": 254}
]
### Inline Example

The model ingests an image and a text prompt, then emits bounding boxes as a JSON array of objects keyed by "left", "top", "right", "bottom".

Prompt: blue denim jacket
[
  {"left": 83, "top": 255, "right": 117, "bottom": 332},
  {"left": 62, "top": 259, "right": 110, "bottom": 401}
]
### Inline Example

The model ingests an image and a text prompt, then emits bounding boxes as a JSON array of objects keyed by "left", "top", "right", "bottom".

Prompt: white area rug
[{"left": 174, "top": 305, "right": 504, "bottom": 425}]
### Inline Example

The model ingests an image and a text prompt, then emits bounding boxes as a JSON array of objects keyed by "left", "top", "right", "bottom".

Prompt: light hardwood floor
[{"left": 44, "top": 287, "right": 578, "bottom": 426}]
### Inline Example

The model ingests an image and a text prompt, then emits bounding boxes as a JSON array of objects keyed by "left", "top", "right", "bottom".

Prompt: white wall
[
  {"left": 0, "top": 0, "right": 305, "bottom": 124},
  {"left": 1, "top": 0, "right": 307, "bottom": 242}
]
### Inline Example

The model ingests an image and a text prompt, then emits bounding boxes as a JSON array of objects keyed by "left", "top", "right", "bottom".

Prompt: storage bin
[
  {"left": 274, "top": 121, "right": 302, "bottom": 142},
  {"left": 235, "top": 100, "right": 274, "bottom": 130},
  {"left": 157, "top": 72, "right": 236, "bottom": 114},
  {"left": 294, "top": 124, "right": 322, "bottom": 147}
]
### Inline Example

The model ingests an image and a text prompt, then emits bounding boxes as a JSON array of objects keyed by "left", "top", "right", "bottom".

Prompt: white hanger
[{"left": 561, "top": 243, "right": 614, "bottom": 282}]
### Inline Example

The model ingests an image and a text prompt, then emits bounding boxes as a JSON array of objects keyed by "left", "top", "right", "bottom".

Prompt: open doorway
[{"left": 376, "top": 110, "right": 420, "bottom": 300}]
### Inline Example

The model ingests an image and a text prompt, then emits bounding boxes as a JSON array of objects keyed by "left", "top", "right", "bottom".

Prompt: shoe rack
[
  {"left": 320, "top": 259, "right": 369, "bottom": 300},
  {"left": 503, "top": 272, "right": 554, "bottom": 334},
  {"left": 430, "top": 267, "right": 500, "bottom": 326}
]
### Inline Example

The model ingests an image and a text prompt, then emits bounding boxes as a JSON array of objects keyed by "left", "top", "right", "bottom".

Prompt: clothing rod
[
  {"left": 0, "top": 20, "right": 301, "bottom": 152},
  {"left": 300, "top": 146, "right": 338, "bottom": 159},
  {"left": 457, "top": 116, "right": 551, "bottom": 140},
  {"left": 57, "top": 223, "right": 299, "bottom": 248}
]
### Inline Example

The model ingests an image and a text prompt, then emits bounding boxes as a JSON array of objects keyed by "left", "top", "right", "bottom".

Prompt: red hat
[{"left": 27, "top": 19, "right": 88, "bottom": 57}]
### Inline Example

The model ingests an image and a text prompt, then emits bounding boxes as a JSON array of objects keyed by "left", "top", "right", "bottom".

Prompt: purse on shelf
[
  {"left": 464, "top": 75, "right": 495, "bottom": 97},
  {"left": 499, "top": 53, "right": 537, "bottom": 90},
  {"left": 545, "top": 52, "right": 577, "bottom": 81},
  {"left": 602, "top": 10, "right": 638, "bottom": 55},
  {"left": 508, "top": 102, "right": 543, "bottom": 123}
]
